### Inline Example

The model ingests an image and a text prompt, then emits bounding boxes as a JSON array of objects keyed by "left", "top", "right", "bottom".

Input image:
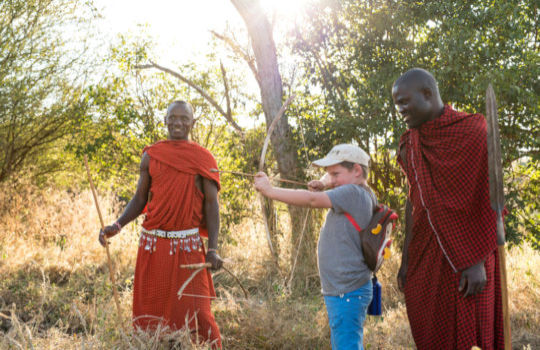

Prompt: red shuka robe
[
  {"left": 397, "top": 106, "right": 504, "bottom": 350},
  {"left": 133, "top": 140, "right": 221, "bottom": 349}
]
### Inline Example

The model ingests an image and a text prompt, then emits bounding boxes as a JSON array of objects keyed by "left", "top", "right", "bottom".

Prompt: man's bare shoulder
[{"left": 140, "top": 152, "right": 150, "bottom": 171}]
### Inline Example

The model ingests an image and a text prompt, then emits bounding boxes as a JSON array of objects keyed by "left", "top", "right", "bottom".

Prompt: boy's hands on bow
[
  {"left": 308, "top": 180, "right": 325, "bottom": 192},
  {"left": 254, "top": 172, "right": 272, "bottom": 196},
  {"left": 308, "top": 172, "right": 331, "bottom": 192}
]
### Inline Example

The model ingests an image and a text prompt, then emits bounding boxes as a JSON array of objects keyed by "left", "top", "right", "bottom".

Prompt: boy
[{"left": 254, "top": 143, "right": 375, "bottom": 350}]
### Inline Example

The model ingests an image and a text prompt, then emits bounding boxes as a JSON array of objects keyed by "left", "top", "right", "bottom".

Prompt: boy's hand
[
  {"left": 254, "top": 172, "right": 272, "bottom": 195},
  {"left": 308, "top": 180, "right": 325, "bottom": 192}
]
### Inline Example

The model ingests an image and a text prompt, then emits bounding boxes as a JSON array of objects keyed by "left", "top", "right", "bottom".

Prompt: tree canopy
[
  {"left": 0, "top": 0, "right": 96, "bottom": 182},
  {"left": 290, "top": 0, "right": 539, "bottom": 245},
  {"left": 1, "top": 0, "right": 537, "bottom": 247}
]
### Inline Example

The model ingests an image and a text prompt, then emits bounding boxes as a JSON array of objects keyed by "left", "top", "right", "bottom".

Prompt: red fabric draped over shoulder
[
  {"left": 133, "top": 140, "right": 222, "bottom": 348},
  {"left": 141, "top": 140, "right": 220, "bottom": 238},
  {"left": 398, "top": 105, "right": 497, "bottom": 271},
  {"left": 397, "top": 105, "right": 504, "bottom": 349}
]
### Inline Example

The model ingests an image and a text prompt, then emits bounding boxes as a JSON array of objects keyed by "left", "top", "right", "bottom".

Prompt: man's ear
[{"left": 421, "top": 87, "right": 433, "bottom": 100}]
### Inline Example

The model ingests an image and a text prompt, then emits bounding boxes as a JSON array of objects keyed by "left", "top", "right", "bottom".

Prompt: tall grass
[{"left": 0, "top": 184, "right": 538, "bottom": 349}]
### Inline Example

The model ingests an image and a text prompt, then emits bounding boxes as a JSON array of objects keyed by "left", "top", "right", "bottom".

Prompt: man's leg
[{"left": 324, "top": 280, "right": 373, "bottom": 350}]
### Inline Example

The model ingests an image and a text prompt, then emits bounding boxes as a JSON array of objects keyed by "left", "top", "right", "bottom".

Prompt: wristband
[{"left": 113, "top": 221, "right": 122, "bottom": 231}]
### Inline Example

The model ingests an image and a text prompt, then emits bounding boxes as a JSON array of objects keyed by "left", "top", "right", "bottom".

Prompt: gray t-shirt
[{"left": 318, "top": 184, "right": 375, "bottom": 296}]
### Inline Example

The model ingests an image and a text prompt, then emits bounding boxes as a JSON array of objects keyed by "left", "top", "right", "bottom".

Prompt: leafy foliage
[
  {"left": 290, "top": 0, "right": 539, "bottom": 245},
  {"left": 67, "top": 34, "right": 262, "bottom": 237},
  {"left": 0, "top": 0, "right": 97, "bottom": 183}
]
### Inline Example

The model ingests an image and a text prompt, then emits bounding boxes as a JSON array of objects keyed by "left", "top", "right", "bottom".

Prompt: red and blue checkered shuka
[{"left": 397, "top": 105, "right": 504, "bottom": 350}]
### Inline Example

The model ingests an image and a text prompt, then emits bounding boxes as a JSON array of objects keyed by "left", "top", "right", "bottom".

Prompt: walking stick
[
  {"left": 84, "top": 155, "right": 124, "bottom": 326},
  {"left": 486, "top": 84, "right": 511, "bottom": 349}
]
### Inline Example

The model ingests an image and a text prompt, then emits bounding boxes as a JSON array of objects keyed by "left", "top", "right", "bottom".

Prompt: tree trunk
[
  {"left": 230, "top": 0, "right": 297, "bottom": 180},
  {"left": 231, "top": 0, "right": 316, "bottom": 278}
]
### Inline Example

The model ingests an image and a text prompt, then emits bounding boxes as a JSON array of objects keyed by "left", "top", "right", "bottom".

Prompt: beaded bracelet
[
  {"left": 113, "top": 222, "right": 122, "bottom": 231},
  {"left": 207, "top": 248, "right": 218, "bottom": 253}
]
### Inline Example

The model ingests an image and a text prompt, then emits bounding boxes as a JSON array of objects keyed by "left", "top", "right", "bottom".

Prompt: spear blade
[{"left": 486, "top": 84, "right": 505, "bottom": 245}]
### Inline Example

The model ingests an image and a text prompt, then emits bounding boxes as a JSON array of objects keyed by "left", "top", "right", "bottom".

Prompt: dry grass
[{"left": 0, "top": 184, "right": 538, "bottom": 349}]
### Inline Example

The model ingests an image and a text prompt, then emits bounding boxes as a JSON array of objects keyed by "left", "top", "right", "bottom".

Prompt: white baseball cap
[{"left": 312, "top": 144, "right": 370, "bottom": 167}]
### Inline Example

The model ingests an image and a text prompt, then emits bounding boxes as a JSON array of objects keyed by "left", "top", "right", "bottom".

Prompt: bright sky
[{"left": 94, "top": 0, "right": 310, "bottom": 65}]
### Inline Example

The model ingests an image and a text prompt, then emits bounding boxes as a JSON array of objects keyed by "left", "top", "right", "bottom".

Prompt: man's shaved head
[
  {"left": 167, "top": 100, "right": 193, "bottom": 115},
  {"left": 392, "top": 68, "right": 444, "bottom": 128},
  {"left": 393, "top": 68, "right": 440, "bottom": 95}
]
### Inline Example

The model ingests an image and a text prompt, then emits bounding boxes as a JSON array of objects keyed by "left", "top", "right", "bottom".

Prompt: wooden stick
[
  {"left": 498, "top": 246, "right": 511, "bottom": 350},
  {"left": 180, "top": 262, "right": 212, "bottom": 269},
  {"left": 210, "top": 168, "right": 306, "bottom": 186},
  {"left": 84, "top": 155, "right": 124, "bottom": 326}
]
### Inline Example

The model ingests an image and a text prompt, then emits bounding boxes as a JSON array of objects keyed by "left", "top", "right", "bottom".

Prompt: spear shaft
[
  {"left": 84, "top": 155, "right": 123, "bottom": 326},
  {"left": 486, "top": 84, "right": 511, "bottom": 349}
]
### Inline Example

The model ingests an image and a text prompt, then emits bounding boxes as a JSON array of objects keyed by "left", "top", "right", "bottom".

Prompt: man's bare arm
[
  {"left": 99, "top": 152, "right": 150, "bottom": 246},
  {"left": 203, "top": 178, "right": 219, "bottom": 250},
  {"left": 117, "top": 152, "right": 151, "bottom": 226},
  {"left": 202, "top": 177, "right": 223, "bottom": 270}
]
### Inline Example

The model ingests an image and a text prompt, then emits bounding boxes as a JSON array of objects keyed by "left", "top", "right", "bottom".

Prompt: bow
[
  {"left": 178, "top": 262, "right": 249, "bottom": 299},
  {"left": 258, "top": 94, "right": 296, "bottom": 264}
]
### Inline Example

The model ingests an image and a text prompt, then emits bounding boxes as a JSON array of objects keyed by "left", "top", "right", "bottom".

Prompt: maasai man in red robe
[
  {"left": 99, "top": 100, "right": 223, "bottom": 348},
  {"left": 392, "top": 68, "right": 504, "bottom": 349}
]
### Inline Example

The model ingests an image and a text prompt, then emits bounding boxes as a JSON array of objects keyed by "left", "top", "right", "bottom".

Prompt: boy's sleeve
[{"left": 326, "top": 184, "right": 372, "bottom": 216}]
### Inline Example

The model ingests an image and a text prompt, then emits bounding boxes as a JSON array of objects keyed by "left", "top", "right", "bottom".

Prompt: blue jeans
[{"left": 323, "top": 280, "right": 373, "bottom": 350}]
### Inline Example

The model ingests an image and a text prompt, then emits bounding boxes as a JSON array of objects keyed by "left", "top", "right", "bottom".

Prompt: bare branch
[
  {"left": 211, "top": 30, "right": 261, "bottom": 87},
  {"left": 219, "top": 61, "right": 232, "bottom": 122},
  {"left": 136, "top": 61, "right": 243, "bottom": 133}
]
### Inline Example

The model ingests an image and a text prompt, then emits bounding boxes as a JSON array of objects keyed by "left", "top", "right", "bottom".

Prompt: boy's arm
[{"left": 254, "top": 172, "right": 332, "bottom": 208}]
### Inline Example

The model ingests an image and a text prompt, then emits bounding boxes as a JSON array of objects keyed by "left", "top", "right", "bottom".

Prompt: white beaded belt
[{"left": 141, "top": 227, "right": 199, "bottom": 239}]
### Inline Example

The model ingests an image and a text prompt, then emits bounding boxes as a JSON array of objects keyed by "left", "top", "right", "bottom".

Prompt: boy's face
[{"left": 325, "top": 163, "right": 362, "bottom": 188}]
